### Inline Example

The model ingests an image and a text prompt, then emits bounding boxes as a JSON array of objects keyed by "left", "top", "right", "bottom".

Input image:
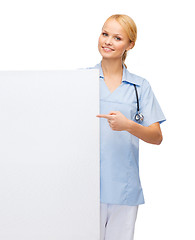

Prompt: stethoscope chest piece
[{"left": 135, "top": 112, "right": 144, "bottom": 123}]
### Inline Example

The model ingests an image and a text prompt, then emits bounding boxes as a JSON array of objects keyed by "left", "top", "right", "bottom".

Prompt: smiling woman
[
  {"left": 91, "top": 14, "right": 166, "bottom": 240},
  {"left": 98, "top": 14, "right": 137, "bottom": 68}
]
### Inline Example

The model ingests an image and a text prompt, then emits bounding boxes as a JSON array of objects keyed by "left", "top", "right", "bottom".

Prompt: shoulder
[
  {"left": 86, "top": 63, "right": 100, "bottom": 70},
  {"left": 77, "top": 64, "right": 99, "bottom": 71},
  {"left": 125, "top": 68, "right": 150, "bottom": 88}
]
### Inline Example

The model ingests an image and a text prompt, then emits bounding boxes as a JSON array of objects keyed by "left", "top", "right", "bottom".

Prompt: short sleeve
[{"left": 140, "top": 79, "right": 166, "bottom": 127}]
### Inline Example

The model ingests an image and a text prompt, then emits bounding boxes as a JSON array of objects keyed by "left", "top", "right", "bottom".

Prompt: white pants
[{"left": 100, "top": 203, "right": 139, "bottom": 240}]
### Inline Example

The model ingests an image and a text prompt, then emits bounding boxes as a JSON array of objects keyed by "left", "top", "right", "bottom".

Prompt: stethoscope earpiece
[{"left": 133, "top": 84, "right": 144, "bottom": 123}]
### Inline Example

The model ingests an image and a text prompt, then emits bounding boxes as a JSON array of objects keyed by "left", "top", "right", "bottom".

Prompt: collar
[{"left": 94, "top": 61, "right": 141, "bottom": 86}]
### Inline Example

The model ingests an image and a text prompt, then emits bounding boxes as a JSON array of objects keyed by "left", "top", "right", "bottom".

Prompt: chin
[{"left": 99, "top": 50, "right": 114, "bottom": 59}]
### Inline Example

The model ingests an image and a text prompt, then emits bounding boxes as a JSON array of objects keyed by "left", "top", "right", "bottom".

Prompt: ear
[{"left": 126, "top": 41, "right": 135, "bottom": 51}]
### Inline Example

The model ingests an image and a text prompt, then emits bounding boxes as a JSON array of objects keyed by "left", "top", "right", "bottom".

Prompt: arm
[
  {"left": 96, "top": 111, "right": 163, "bottom": 145},
  {"left": 125, "top": 120, "right": 163, "bottom": 145}
]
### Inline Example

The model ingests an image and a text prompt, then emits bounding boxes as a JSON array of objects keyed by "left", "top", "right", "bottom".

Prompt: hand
[{"left": 96, "top": 111, "right": 130, "bottom": 131}]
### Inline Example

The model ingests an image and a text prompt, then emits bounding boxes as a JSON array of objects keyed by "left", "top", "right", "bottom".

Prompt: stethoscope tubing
[{"left": 133, "top": 84, "right": 144, "bottom": 123}]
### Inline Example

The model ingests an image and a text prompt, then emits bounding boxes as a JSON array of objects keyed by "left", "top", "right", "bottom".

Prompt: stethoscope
[{"left": 133, "top": 84, "right": 144, "bottom": 123}]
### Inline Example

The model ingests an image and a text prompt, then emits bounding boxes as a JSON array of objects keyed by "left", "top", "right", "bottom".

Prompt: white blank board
[{"left": 0, "top": 69, "right": 100, "bottom": 240}]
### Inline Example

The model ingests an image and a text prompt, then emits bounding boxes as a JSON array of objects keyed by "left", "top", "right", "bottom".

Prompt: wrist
[{"left": 125, "top": 119, "right": 134, "bottom": 132}]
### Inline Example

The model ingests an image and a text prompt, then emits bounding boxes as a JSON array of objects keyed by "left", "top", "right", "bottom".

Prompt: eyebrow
[{"left": 102, "top": 29, "right": 122, "bottom": 37}]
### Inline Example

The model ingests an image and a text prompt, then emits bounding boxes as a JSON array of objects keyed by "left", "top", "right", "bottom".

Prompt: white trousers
[{"left": 100, "top": 203, "right": 139, "bottom": 240}]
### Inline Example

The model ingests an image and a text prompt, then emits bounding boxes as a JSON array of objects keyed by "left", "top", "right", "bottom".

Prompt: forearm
[{"left": 125, "top": 119, "right": 163, "bottom": 145}]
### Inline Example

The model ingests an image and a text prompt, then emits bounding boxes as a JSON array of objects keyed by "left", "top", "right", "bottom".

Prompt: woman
[{"left": 94, "top": 14, "right": 166, "bottom": 240}]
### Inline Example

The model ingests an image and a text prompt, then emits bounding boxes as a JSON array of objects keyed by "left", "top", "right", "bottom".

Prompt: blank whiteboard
[{"left": 0, "top": 69, "right": 100, "bottom": 240}]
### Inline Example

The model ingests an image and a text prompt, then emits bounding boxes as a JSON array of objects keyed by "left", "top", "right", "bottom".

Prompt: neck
[{"left": 101, "top": 58, "right": 123, "bottom": 77}]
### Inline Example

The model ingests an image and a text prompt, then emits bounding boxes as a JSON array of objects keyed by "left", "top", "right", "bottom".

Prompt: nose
[{"left": 105, "top": 36, "right": 113, "bottom": 45}]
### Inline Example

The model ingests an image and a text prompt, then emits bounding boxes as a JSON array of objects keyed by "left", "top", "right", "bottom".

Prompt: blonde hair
[{"left": 105, "top": 14, "right": 137, "bottom": 68}]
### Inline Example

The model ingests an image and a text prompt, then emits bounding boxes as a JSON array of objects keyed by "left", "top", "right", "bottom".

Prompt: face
[{"left": 98, "top": 19, "right": 133, "bottom": 60}]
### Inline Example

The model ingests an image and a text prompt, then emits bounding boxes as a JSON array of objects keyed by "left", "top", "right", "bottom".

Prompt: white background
[{"left": 0, "top": 0, "right": 195, "bottom": 239}]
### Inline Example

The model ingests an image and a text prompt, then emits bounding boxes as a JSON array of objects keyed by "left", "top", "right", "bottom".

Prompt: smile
[{"left": 102, "top": 46, "right": 114, "bottom": 52}]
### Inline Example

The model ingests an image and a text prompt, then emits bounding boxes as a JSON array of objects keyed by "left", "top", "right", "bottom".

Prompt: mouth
[{"left": 102, "top": 46, "right": 114, "bottom": 52}]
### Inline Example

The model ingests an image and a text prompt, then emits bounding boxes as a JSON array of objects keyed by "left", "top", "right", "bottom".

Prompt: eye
[
  {"left": 115, "top": 37, "right": 121, "bottom": 41},
  {"left": 102, "top": 32, "right": 108, "bottom": 36}
]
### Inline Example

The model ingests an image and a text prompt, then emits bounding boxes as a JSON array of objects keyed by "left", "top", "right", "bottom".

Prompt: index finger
[{"left": 96, "top": 114, "right": 113, "bottom": 119}]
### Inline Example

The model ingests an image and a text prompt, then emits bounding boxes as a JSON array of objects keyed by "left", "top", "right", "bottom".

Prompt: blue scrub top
[{"left": 92, "top": 61, "right": 166, "bottom": 206}]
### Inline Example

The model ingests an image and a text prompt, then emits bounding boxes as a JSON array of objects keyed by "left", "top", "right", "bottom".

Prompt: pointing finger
[{"left": 96, "top": 114, "right": 113, "bottom": 119}]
